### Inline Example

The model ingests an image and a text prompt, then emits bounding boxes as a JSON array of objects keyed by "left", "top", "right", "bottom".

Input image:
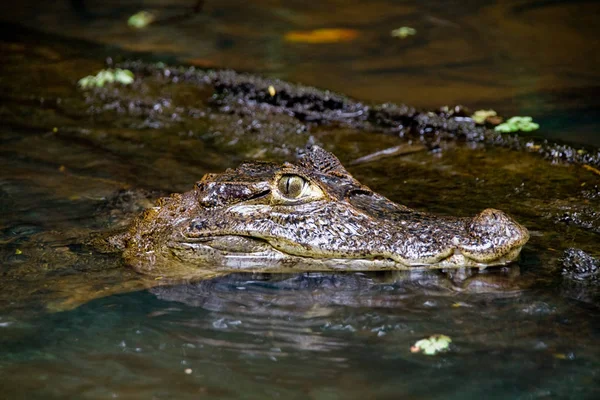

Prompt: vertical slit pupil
[{"left": 279, "top": 175, "right": 306, "bottom": 198}]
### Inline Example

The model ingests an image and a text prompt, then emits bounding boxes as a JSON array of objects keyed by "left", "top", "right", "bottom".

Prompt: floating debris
[
  {"left": 583, "top": 164, "right": 600, "bottom": 176},
  {"left": 553, "top": 353, "right": 575, "bottom": 360},
  {"left": 472, "top": 109, "right": 498, "bottom": 124},
  {"left": 526, "top": 142, "right": 542, "bottom": 151},
  {"left": 495, "top": 116, "right": 539, "bottom": 133},
  {"left": 349, "top": 144, "right": 427, "bottom": 165},
  {"left": 451, "top": 302, "right": 472, "bottom": 308},
  {"left": 284, "top": 29, "right": 359, "bottom": 43},
  {"left": 410, "top": 334, "right": 452, "bottom": 355},
  {"left": 391, "top": 27, "right": 416, "bottom": 39},
  {"left": 128, "top": 11, "right": 156, "bottom": 29},
  {"left": 15, "top": 249, "right": 22, "bottom": 255},
  {"left": 78, "top": 69, "right": 135, "bottom": 89}
]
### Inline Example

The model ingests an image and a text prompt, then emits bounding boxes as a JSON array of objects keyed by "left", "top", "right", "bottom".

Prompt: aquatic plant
[
  {"left": 410, "top": 334, "right": 452, "bottom": 355},
  {"left": 495, "top": 116, "right": 539, "bottom": 133},
  {"left": 128, "top": 11, "right": 156, "bottom": 28},
  {"left": 78, "top": 69, "right": 135, "bottom": 89},
  {"left": 391, "top": 27, "right": 416, "bottom": 39}
]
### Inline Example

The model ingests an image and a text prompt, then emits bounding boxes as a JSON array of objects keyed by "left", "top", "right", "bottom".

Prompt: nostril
[
  {"left": 458, "top": 208, "right": 529, "bottom": 264},
  {"left": 489, "top": 210, "right": 501, "bottom": 222}
]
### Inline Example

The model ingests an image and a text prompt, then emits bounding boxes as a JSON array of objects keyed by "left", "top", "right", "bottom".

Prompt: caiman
[{"left": 122, "top": 146, "right": 529, "bottom": 277}]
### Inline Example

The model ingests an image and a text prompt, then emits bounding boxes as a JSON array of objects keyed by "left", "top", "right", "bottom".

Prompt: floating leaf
[
  {"left": 494, "top": 116, "right": 539, "bottom": 133},
  {"left": 284, "top": 29, "right": 359, "bottom": 43},
  {"left": 78, "top": 69, "right": 135, "bottom": 89},
  {"left": 128, "top": 11, "right": 156, "bottom": 29},
  {"left": 391, "top": 27, "right": 416, "bottom": 39},
  {"left": 410, "top": 334, "right": 452, "bottom": 355},
  {"left": 114, "top": 69, "right": 135, "bottom": 85},
  {"left": 472, "top": 109, "right": 497, "bottom": 124},
  {"left": 553, "top": 352, "right": 575, "bottom": 360},
  {"left": 451, "top": 302, "right": 472, "bottom": 308}
]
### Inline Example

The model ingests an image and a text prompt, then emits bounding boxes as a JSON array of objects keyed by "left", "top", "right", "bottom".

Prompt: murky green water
[
  {"left": 1, "top": 274, "right": 599, "bottom": 399},
  {"left": 1, "top": 1, "right": 600, "bottom": 398},
  {"left": 2, "top": 0, "right": 599, "bottom": 145}
]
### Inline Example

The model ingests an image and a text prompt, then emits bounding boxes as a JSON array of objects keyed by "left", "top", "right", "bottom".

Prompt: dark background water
[
  {"left": 1, "top": 1, "right": 600, "bottom": 398},
  {"left": 1, "top": 0, "right": 599, "bottom": 145}
]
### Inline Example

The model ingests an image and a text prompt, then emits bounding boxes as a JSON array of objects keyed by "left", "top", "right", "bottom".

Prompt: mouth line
[{"left": 178, "top": 234, "right": 523, "bottom": 267}]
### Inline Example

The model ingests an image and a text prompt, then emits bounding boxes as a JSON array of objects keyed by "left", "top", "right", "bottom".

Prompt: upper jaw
[
  {"left": 173, "top": 232, "right": 526, "bottom": 269},
  {"left": 176, "top": 205, "right": 529, "bottom": 269}
]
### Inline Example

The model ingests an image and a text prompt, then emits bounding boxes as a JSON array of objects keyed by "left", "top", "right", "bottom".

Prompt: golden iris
[{"left": 277, "top": 175, "right": 306, "bottom": 198}]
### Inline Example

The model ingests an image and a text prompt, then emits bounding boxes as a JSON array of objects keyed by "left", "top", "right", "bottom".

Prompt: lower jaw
[{"left": 168, "top": 236, "right": 523, "bottom": 272}]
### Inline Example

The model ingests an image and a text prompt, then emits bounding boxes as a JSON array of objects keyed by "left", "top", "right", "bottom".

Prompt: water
[
  {"left": 2, "top": 274, "right": 599, "bottom": 399},
  {"left": 1, "top": 1, "right": 600, "bottom": 398},
  {"left": 1, "top": 0, "right": 598, "bottom": 145}
]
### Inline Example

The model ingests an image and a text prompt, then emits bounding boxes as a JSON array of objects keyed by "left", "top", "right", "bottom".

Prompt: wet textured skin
[
  {"left": 561, "top": 248, "right": 600, "bottom": 283},
  {"left": 123, "top": 146, "right": 529, "bottom": 277}
]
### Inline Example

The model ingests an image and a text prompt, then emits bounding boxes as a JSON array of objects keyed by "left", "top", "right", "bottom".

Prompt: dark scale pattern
[
  {"left": 120, "top": 61, "right": 600, "bottom": 168},
  {"left": 561, "top": 248, "right": 600, "bottom": 283},
  {"left": 123, "top": 146, "right": 530, "bottom": 274}
]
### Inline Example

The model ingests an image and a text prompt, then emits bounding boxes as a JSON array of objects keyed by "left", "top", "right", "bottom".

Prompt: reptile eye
[{"left": 278, "top": 174, "right": 307, "bottom": 199}]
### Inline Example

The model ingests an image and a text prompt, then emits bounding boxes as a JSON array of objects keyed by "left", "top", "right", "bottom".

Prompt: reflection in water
[
  {"left": 151, "top": 270, "right": 524, "bottom": 353},
  {"left": 2, "top": 269, "right": 599, "bottom": 399}
]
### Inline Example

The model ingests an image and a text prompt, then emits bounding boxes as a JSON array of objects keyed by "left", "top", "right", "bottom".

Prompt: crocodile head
[{"left": 123, "top": 146, "right": 529, "bottom": 276}]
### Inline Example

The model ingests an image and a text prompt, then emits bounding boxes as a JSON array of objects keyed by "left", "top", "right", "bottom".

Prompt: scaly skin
[{"left": 123, "top": 146, "right": 529, "bottom": 277}]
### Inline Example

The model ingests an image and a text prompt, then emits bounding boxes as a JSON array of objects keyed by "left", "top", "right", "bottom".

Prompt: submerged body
[{"left": 123, "top": 146, "right": 529, "bottom": 276}]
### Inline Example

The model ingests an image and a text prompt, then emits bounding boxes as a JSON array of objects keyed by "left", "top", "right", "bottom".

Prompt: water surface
[{"left": 1, "top": 1, "right": 600, "bottom": 398}]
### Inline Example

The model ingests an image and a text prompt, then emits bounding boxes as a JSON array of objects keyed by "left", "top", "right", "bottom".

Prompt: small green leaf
[
  {"left": 114, "top": 70, "right": 134, "bottom": 85},
  {"left": 411, "top": 334, "right": 452, "bottom": 355},
  {"left": 391, "top": 27, "right": 417, "bottom": 39},
  {"left": 77, "top": 69, "right": 135, "bottom": 89},
  {"left": 128, "top": 11, "right": 156, "bottom": 29},
  {"left": 495, "top": 116, "right": 539, "bottom": 133}
]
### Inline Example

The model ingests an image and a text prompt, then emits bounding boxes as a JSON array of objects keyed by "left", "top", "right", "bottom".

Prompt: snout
[{"left": 458, "top": 208, "right": 530, "bottom": 263}]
